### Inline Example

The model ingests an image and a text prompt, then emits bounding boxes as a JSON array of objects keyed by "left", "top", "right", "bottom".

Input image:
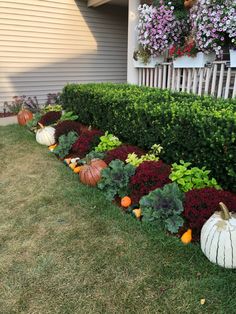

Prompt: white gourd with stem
[
  {"left": 201, "top": 202, "right": 236, "bottom": 269},
  {"left": 36, "top": 122, "right": 56, "bottom": 146}
]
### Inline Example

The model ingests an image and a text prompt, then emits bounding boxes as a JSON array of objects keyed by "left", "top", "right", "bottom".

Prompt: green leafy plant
[
  {"left": 59, "top": 111, "right": 78, "bottom": 122},
  {"left": 98, "top": 159, "right": 135, "bottom": 201},
  {"left": 95, "top": 132, "right": 122, "bottom": 153},
  {"left": 126, "top": 144, "right": 163, "bottom": 167},
  {"left": 26, "top": 112, "right": 42, "bottom": 132},
  {"left": 169, "top": 160, "right": 221, "bottom": 192},
  {"left": 53, "top": 131, "right": 78, "bottom": 159},
  {"left": 43, "top": 104, "right": 62, "bottom": 113},
  {"left": 140, "top": 183, "right": 184, "bottom": 234}
]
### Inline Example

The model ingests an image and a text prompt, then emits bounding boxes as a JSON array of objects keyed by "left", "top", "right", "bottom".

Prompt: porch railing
[{"left": 138, "top": 61, "right": 236, "bottom": 99}]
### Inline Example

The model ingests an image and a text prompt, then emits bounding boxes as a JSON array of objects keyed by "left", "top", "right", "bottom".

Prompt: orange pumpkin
[
  {"left": 17, "top": 109, "right": 33, "bottom": 126},
  {"left": 79, "top": 159, "right": 107, "bottom": 186},
  {"left": 121, "top": 196, "right": 132, "bottom": 208}
]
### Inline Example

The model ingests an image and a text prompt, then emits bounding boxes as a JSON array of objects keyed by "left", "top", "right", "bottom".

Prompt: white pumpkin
[
  {"left": 36, "top": 123, "right": 55, "bottom": 146},
  {"left": 201, "top": 202, "right": 236, "bottom": 269}
]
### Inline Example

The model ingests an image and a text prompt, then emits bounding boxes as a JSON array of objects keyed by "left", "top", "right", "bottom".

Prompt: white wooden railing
[{"left": 138, "top": 61, "right": 236, "bottom": 99}]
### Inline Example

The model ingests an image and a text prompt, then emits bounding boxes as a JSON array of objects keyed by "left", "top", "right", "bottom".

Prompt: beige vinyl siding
[{"left": 0, "top": 0, "right": 128, "bottom": 106}]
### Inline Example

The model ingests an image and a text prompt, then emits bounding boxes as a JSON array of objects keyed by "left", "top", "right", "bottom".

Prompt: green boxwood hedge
[{"left": 61, "top": 83, "right": 236, "bottom": 192}]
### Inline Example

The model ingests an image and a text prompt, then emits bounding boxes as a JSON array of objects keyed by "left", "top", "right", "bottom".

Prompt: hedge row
[{"left": 61, "top": 83, "right": 236, "bottom": 192}]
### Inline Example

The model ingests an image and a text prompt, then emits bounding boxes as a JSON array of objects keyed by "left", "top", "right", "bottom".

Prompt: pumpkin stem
[
  {"left": 38, "top": 122, "right": 44, "bottom": 129},
  {"left": 219, "top": 202, "right": 230, "bottom": 220}
]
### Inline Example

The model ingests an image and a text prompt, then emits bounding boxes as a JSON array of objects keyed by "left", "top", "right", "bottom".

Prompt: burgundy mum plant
[
  {"left": 104, "top": 144, "right": 145, "bottom": 165},
  {"left": 39, "top": 111, "right": 61, "bottom": 126},
  {"left": 130, "top": 160, "right": 171, "bottom": 204},
  {"left": 184, "top": 187, "right": 236, "bottom": 238},
  {"left": 54, "top": 120, "right": 82, "bottom": 142},
  {"left": 71, "top": 129, "right": 103, "bottom": 158}
]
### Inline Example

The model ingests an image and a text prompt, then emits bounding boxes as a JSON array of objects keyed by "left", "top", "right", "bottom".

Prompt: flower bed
[{"left": 18, "top": 86, "right": 236, "bottom": 269}]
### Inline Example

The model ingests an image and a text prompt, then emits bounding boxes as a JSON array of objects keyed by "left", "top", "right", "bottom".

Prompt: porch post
[{"left": 127, "top": 0, "right": 140, "bottom": 84}]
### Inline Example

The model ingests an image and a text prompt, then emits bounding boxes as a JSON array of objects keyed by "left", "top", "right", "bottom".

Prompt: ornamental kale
[
  {"left": 26, "top": 112, "right": 42, "bottom": 131},
  {"left": 53, "top": 131, "right": 78, "bottom": 159},
  {"left": 140, "top": 183, "right": 184, "bottom": 234},
  {"left": 169, "top": 160, "right": 221, "bottom": 192},
  {"left": 98, "top": 160, "right": 136, "bottom": 201}
]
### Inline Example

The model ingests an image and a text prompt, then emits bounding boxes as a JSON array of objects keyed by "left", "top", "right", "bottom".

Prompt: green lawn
[{"left": 0, "top": 125, "right": 235, "bottom": 314}]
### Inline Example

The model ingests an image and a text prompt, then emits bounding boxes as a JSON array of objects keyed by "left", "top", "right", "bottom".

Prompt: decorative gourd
[
  {"left": 133, "top": 208, "right": 142, "bottom": 219},
  {"left": 74, "top": 166, "right": 82, "bottom": 174},
  {"left": 48, "top": 144, "right": 57, "bottom": 152},
  {"left": 184, "top": 0, "right": 197, "bottom": 9},
  {"left": 181, "top": 229, "right": 192, "bottom": 244},
  {"left": 17, "top": 109, "right": 33, "bottom": 126},
  {"left": 36, "top": 123, "right": 55, "bottom": 146},
  {"left": 201, "top": 202, "right": 236, "bottom": 269},
  {"left": 79, "top": 159, "right": 107, "bottom": 186},
  {"left": 121, "top": 196, "right": 132, "bottom": 208},
  {"left": 69, "top": 163, "right": 76, "bottom": 170},
  {"left": 64, "top": 158, "right": 72, "bottom": 165}
]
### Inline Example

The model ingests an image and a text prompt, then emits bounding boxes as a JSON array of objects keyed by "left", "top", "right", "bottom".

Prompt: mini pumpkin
[
  {"left": 181, "top": 229, "right": 192, "bottom": 244},
  {"left": 201, "top": 202, "right": 236, "bottom": 269},
  {"left": 17, "top": 109, "right": 33, "bottom": 126},
  {"left": 79, "top": 159, "right": 107, "bottom": 186},
  {"left": 121, "top": 196, "right": 132, "bottom": 208}
]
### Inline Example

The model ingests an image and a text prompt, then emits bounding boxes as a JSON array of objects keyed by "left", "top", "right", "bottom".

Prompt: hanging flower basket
[
  {"left": 230, "top": 50, "right": 236, "bottom": 68},
  {"left": 133, "top": 56, "right": 164, "bottom": 68},
  {"left": 173, "top": 52, "right": 215, "bottom": 68}
]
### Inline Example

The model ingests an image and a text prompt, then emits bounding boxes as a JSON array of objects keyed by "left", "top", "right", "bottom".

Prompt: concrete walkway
[{"left": 0, "top": 116, "right": 17, "bottom": 126}]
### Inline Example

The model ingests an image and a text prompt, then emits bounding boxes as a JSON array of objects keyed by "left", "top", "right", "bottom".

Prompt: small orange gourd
[
  {"left": 74, "top": 166, "right": 82, "bottom": 174},
  {"left": 49, "top": 144, "right": 57, "bottom": 151},
  {"left": 121, "top": 196, "right": 132, "bottom": 208},
  {"left": 181, "top": 229, "right": 192, "bottom": 244},
  {"left": 133, "top": 208, "right": 142, "bottom": 219}
]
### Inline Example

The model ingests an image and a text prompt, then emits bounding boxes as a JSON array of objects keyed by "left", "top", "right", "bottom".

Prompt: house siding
[{"left": 0, "top": 0, "right": 128, "bottom": 105}]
